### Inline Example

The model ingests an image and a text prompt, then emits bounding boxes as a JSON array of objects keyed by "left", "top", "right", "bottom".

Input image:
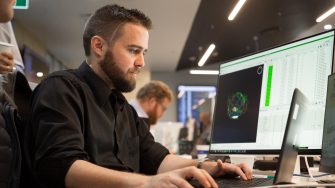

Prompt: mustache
[{"left": 129, "top": 68, "right": 141, "bottom": 74}]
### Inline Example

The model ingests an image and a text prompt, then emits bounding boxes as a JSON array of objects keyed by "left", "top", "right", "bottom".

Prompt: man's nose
[{"left": 135, "top": 54, "right": 145, "bottom": 67}]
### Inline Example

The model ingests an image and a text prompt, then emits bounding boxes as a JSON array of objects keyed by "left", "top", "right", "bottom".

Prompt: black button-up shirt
[{"left": 30, "top": 62, "right": 169, "bottom": 187}]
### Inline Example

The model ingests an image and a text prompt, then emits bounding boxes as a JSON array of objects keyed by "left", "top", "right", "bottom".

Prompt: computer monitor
[
  {"left": 319, "top": 73, "right": 335, "bottom": 174},
  {"left": 209, "top": 30, "right": 335, "bottom": 155}
]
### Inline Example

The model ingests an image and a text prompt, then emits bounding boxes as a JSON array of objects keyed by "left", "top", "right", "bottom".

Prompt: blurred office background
[{"left": 11, "top": 0, "right": 335, "bottom": 124}]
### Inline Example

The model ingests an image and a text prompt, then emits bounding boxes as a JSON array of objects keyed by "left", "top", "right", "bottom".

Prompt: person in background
[
  {"left": 28, "top": 4, "right": 252, "bottom": 188},
  {"left": 130, "top": 80, "right": 173, "bottom": 128},
  {"left": 191, "top": 111, "right": 213, "bottom": 157},
  {"left": 197, "top": 111, "right": 212, "bottom": 145},
  {"left": 0, "top": 0, "right": 25, "bottom": 74}
]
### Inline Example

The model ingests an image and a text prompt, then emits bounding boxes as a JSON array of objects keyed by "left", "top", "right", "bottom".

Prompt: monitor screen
[
  {"left": 210, "top": 30, "right": 335, "bottom": 155},
  {"left": 319, "top": 73, "right": 335, "bottom": 174}
]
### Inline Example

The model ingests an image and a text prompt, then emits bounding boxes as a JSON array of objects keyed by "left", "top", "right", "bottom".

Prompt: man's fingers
[
  {"left": 0, "top": 63, "right": 13, "bottom": 73},
  {"left": 179, "top": 166, "right": 216, "bottom": 188},
  {"left": 0, "top": 52, "right": 14, "bottom": 60},
  {"left": 217, "top": 159, "right": 230, "bottom": 176},
  {"left": 234, "top": 165, "right": 248, "bottom": 180},
  {"left": 217, "top": 161, "right": 252, "bottom": 180},
  {"left": 200, "top": 169, "right": 218, "bottom": 188},
  {"left": 170, "top": 177, "right": 193, "bottom": 188},
  {"left": 238, "top": 163, "right": 253, "bottom": 179},
  {"left": 0, "top": 52, "right": 14, "bottom": 73}
]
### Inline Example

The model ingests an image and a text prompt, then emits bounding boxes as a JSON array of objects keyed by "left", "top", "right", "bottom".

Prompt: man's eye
[{"left": 129, "top": 48, "right": 139, "bottom": 54}]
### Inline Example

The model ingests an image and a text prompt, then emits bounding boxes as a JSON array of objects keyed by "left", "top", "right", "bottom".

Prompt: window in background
[{"left": 177, "top": 85, "right": 216, "bottom": 125}]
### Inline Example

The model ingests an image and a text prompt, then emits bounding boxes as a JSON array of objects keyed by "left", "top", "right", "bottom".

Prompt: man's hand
[
  {"left": 144, "top": 166, "right": 218, "bottom": 188},
  {"left": 203, "top": 159, "right": 253, "bottom": 180},
  {"left": 0, "top": 51, "right": 14, "bottom": 74}
]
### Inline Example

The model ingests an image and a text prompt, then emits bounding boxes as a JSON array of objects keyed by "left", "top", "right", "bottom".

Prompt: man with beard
[
  {"left": 28, "top": 4, "right": 252, "bottom": 188},
  {"left": 130, "top": 80, "right": 173, "bottom": 128}
]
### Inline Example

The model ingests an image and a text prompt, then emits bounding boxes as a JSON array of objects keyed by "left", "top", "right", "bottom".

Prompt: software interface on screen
[{"left": 210, "top": 30, "right": 334, "bottom": 154}]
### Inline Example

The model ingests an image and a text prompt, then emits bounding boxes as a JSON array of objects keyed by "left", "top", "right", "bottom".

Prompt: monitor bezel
[{"left": 209, "top": 29, "right": 335, "bottom": 155}]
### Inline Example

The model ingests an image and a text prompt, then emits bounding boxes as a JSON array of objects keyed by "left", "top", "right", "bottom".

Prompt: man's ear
[
  {"left": 90, "top": 36, "right": 107, "bottom": 58},
  {"left": 148, "top": 97, "right": 157, "bottom": 107}
]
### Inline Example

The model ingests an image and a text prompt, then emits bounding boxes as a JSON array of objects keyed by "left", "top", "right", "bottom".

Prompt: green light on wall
[{"left": 14, "top": 0, "right": 29, "bottom": 9}]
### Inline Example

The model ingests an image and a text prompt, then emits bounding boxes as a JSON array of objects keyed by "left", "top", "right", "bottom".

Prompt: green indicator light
[{"left": 265, "top": 66, "right": 273, "bottom": 107}]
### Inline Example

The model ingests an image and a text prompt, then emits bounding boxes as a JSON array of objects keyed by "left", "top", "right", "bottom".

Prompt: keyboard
[{"left": 189, "top": 177, "right": 273, "bottom": 188}]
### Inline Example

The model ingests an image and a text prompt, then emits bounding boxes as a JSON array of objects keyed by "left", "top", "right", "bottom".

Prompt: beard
[
  {"left": 100, "top": 50, "right": 137, "bottom": 92},
  {"left": 147, "top": 104, "right": 159, "bottom": 125}
]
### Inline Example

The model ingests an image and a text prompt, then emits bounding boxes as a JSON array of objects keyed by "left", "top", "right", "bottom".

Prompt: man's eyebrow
[{"left": 128, "top": 44, "right": 148, "bottom": 52}]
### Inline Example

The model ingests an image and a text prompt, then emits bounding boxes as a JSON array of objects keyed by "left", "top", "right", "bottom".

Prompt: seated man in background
[
  {"left": 191, "top": 111, "right": 213, "bottom": 157},
  {"left": 197, "top": 111, "right": 212, "bottom": 145},
  {"left": 28, "top": 4, "right": 252, "bottom": 188},
  {"left": 130, "top": 80, "right": 173, "bottom": 128}
]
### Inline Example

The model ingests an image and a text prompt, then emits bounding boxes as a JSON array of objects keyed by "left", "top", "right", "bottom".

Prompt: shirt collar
[
  {"left": 129, "top": 100, "right": 149, "bottom": 118},
  {"left": 75, "top": 62, "right": 127, "bottom": 108},
  {"left": 75, "top": 62, "right": 112, "bottom": 107},
  {"left": 111, "top": 89, "right": 127, "bottom": 110}
]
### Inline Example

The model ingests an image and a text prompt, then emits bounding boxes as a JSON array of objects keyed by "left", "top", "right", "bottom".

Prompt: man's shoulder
[
  {"left": 36, "top": 69, "right": 85, "bottom": 91},
  {"left": 47, "top": 69, "right": 76, "bottom": 78},
  {"left": 42, "top": 69, "right": 82, "bottom": 84}
]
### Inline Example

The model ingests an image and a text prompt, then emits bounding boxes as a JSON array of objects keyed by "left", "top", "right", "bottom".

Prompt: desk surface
[
  {"left": 253, "top": 168, "right": 335, "bottom": 187},
  {"left": 259, "top": 184, "right": 335, "bottom": 188}
]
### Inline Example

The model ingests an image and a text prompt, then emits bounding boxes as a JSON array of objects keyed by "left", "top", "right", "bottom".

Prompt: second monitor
[{"left": 210, "top": 30, "right": 335, "bottom": 155}]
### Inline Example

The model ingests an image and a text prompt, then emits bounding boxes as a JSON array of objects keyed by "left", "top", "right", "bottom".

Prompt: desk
[
  {"left": 260, "top": 184, "right": 335, "bottom": 187},
  {"left": 254, "top": 168, "right": 335, "bottom": 187}
]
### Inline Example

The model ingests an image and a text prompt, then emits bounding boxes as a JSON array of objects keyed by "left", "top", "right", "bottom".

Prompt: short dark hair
[
  {"left": 136, "top": 81, "right": 173, "bottom": 102},
  {"left": 83, "top": 4, "right": 152, "bottom": 56}
]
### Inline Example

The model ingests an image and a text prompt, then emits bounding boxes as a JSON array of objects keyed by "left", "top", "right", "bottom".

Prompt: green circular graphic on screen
[{"left": 227, "top": 92, "right": 248, "bottom": 120}]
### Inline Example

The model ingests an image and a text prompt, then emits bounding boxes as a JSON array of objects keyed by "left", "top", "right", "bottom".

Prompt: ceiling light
[
  {"left": 36, "top": 72, "right": 44, "bottom": 78},
  {"left": 324, "top": 24, "right": 332, "bottom": 30},
  {"left": 316, "top": 6, "right": 335, "bottom": 22},
  {"left": 228, "top": 0, "right": 247, "bottom": 21},
  {"left": 189, "top": 70, "right": 219, "bottom": 75},
  {"left": 197, "top": 44, "right": 215, "bottom": 67}
]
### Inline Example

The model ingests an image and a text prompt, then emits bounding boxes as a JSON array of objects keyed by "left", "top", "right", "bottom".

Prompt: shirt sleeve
[
  {"left": 136, "top": 117, "right": 169, "bottom": 175},
  {"left": 31, "top": 74, "right": 89, "bottom": 188},
  {"left": 0, "top": 22, "right": 25, "bottom": 71}
]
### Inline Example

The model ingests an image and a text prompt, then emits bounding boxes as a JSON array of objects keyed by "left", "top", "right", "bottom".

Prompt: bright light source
[
  {"left": 324, "top": 24, "right": 332, "bottom": 30},
  {"left": 197, "top": 44, "right": 216, "bottom": 67},
  {"left": 316, "top": 6, "right": 335, "bottom": 22},
  {"left": 189, "top": 70, "right": 219, "bottom": 75},
  {"left": 36, "top": 72, "right": 44, "bottom": 78},
  {"left": 228, "top": 0, "right": 247, "bottom": 21}
]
